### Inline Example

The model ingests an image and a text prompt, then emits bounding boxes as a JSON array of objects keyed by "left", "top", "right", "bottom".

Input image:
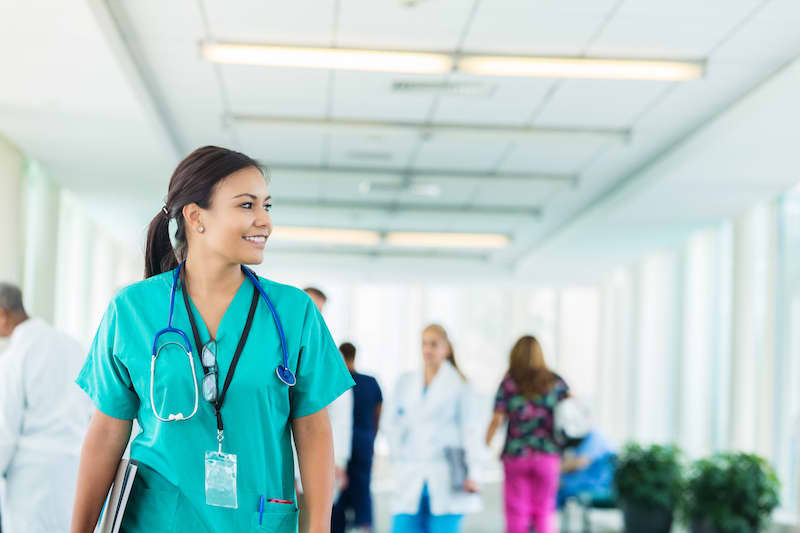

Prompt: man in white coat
[{"left": 0, "top": 283, "right": 89, "bottom": 533}]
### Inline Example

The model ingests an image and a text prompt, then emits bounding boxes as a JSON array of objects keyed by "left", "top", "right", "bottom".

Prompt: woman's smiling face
[{"left": 198, "top": 165, "right": 273, "bottom": 265}]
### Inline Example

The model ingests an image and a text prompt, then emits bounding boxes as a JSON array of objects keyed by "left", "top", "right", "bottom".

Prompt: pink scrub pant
[{"left": 502, "top": 453, "right": 561, "bottom": 533}]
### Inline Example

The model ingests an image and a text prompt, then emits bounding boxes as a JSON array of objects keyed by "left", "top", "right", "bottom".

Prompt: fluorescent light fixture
[
  {"left": 271, "top": 226, "right": 381, "bottom": 246},
  {"left": 201, "top": 43, "right": 452, "bottom": 74},
  {"left": 386, "top": 232, "right": 509, "bottom": 249},
  {"left": 458, "top": 56, "right": 704, "bottom": 81}
]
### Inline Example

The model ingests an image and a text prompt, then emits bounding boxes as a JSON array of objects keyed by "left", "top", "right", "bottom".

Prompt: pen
[{"left": 258, "top": 495, "right": 265, "bottom": 525}]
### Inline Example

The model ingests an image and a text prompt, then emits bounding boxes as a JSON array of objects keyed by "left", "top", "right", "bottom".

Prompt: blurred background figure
[
  {"left": 385, "top": 324, "right": 482, "bottom": 533},
  {"left": 0, "top": 283, "right": 88, "bottom": 533},
  {"left": 332, "top": 342, "right": 383, "bottom": 533},
  {"left": 555, "top": 398, "right": 616, "bottom": 509},
  {"left": 296, "top": 286, "right": 352, "bottom": 533},
  {"left": 486, "top": 335, "right": 569, "bottom": 533}
]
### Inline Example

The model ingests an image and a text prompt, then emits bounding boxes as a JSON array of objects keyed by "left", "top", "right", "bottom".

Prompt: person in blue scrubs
[
  {"left": 331, "top": 342, "right": 382, "bottom": 533},
  {"left": 70, "top": 146, "right": 354, "bottom": 533},
  {"left": 558, "top": 430, "right": 616, "bottom": 508}
]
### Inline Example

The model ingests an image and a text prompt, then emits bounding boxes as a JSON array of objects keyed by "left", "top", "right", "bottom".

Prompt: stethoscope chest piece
[{"left": 276, "top": 366, "right": 296, "bottom": 386}]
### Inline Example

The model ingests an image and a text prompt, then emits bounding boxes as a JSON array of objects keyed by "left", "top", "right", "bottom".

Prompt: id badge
[{"left": 205, "top": 451, "right": 238, "bottom": 508}]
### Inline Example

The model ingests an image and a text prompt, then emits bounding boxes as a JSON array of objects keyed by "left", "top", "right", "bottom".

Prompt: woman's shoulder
[
  {"left": 111, "top": 271, "right": 173, "bottom": 310},
  {"left": 253, "top": 275, "right": 314, "bottom": 309}
]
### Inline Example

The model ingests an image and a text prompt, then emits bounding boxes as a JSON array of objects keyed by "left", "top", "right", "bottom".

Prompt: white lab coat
[
  {"left": 0, "top": 318, "right": 90, "bottom": 533},
  {"left": 385, "top": 361, "right": 484, "bottom": 516}
]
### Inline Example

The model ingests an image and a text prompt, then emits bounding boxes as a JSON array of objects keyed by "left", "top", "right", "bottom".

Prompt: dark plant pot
[
  {"left": 691, "top": 518, "right": 758, "bottom": 533},
  {"left": 622, "top": 502, "right": 673, "bottom": 533}
]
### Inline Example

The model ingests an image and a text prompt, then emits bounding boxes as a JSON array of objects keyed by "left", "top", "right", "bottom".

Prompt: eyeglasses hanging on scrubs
[{"left": 149, "top": 261, "right": 295, "bottom": 423}]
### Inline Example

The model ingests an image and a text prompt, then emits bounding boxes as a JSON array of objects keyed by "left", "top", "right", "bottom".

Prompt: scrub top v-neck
[{"left": 76, "top": 268, "right": 354, "bottom": 533}]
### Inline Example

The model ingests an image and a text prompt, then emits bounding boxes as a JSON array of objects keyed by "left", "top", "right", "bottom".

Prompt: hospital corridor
[{"left": 1, "top": 1, "right": 799, "bottom": 532}]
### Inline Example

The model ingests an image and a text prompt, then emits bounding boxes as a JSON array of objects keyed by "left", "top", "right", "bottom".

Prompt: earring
[{"left": 198, "top": 225, "right": 205, "bottom": 233}]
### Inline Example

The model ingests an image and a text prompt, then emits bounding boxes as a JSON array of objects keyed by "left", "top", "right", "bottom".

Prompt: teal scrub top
[{"left": 76, "top": 268, "right": 354, "bottom": 533}]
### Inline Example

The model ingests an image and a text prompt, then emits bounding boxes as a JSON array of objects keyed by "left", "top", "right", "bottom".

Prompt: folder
[{"left": 98, "top": 459, "right": 138, "bottom": 533}]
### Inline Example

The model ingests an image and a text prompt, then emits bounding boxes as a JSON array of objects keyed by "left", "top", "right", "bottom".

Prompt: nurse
[{"left": 70, "top": 146, "right": 354, "bottom": 533}]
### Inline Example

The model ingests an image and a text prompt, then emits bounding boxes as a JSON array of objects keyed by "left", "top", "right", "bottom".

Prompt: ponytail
[
  {"left": 142, "top": 146, "right": 264, "bottom": 279},
  {"left": 144, "top": 209, "right": 178, "bottom": 278}
]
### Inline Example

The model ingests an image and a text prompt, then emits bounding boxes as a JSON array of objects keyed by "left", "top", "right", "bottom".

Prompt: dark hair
[
  {"left": 303, "top": 287, "right": 327, "bottom": 302},
  {"left": 144, "top": 146, "right": 263, "bottom": 278},
  {"left": 339, "top": 342, "right": 356, "bottom": 362}
]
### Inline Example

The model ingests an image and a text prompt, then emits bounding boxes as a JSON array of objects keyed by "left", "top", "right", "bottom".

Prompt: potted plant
[
  {"left": 682, "top": 452, "right": 780, "bottom": 533},
  {"left": 613, "top": 443, "right": 684, "bottom": 533}
]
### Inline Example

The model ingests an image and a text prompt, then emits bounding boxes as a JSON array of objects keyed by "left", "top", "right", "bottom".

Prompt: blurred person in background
[
  {"left": 297, "top": 286, "right": 352, "bottom": 533},
  {"left": 0, "top": 282, "right": 89, "bottom": 533},
  {"left": 555, "top": 398, "right": 616, "bottom": 509},
  {"left": 385, "top": 324, "right": 482, "bottom": 533},
  {"left": 332, "top": 342, "right": 383, "bottom": 533},
  {"left": 485, "top": 335, "right": 570, "bottom": 533}
]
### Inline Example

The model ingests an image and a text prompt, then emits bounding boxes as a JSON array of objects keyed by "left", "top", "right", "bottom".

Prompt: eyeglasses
[{"left": 201, "top": 340, "right": 218, "bottom": 403}]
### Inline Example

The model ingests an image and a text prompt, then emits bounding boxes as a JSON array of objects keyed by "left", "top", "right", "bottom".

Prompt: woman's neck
[
  {"left": 424, "top": 360, "right": 443, "bottom": 386},
  {"left": 183, "top": 254, "right": 244, "bottom": 300}
]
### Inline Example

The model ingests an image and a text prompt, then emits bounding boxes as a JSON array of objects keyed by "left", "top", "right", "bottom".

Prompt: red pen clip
[{"left": 267, "top": 498, "right": 294, "bottom": 505}]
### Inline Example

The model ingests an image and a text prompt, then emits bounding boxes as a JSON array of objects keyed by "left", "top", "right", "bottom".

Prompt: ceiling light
[
  {"left": 386, "top": 232, "right": 510, "bottom": 249},
  {"left": 458, "top": 56, "right": 704, "bottom": 81},
  {"left": 201, "top": 43, "right": 452, "bottom": 74},
  {"left": 271, "top": 226, "right": 381, "bottom": 246}
]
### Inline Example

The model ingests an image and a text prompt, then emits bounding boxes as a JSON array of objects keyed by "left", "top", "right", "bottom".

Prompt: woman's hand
[{"left": 463, "top": 478, "right": 479, "bottom": 493}]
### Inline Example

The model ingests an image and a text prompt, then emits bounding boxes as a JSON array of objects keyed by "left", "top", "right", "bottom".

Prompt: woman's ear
[{"left": 182, "top": 203, "right": 202, "bottom": 233}]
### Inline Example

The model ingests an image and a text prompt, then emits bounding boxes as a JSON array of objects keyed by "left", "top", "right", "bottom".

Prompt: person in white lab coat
[
  {"left": 0, "top": 282, "right": 89, "bottom": 533},
  {"left": 294, "top": 286, "right": 353, "bottom": 532},
  {"left": 386, "top": 324, "right": 483, "bottom": 533}
]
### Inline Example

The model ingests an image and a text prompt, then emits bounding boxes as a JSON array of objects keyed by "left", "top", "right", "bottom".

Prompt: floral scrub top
[{"left": 493, "top": 373, "right": 569, "bottom": 458}]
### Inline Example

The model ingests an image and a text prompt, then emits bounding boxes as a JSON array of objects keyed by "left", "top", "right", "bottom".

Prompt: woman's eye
[
  {"left": 240, "top": 202, "right": 252, "bottom": 209},
  {"left": 265, "top": 204, "right": 272, "bottom": 212}
]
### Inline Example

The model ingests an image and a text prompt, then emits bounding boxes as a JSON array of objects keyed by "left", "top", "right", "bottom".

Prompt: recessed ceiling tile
[
  {"left": 332, "top": 71, "right": 440, "bottom": 122},
  {"left": 535, "top": 79, "right": 671, "bottom": 129},
  {"left": 337, "top": 0, "right": 476, "bottom": 50},
  {"left": 224, "top": 65, "right": 329, "bottom": 118},
  {"left": 204, "top": 0, "right": 337, "bottom": 44}
]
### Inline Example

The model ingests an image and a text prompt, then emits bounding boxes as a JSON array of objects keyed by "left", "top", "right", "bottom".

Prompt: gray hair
[{"left": 0, "top": 283, "right": 25, "bottom": 314}]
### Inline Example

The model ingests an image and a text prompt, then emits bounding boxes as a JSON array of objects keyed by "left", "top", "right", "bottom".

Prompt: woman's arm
[
  {"left": 70, "top": 409, "right": 132, "bottom": 533},
  {"left": 485, "top": 411, "right": 506, "bottom": 447},
  {"left": 293, "top": 408, "right": 335, "bottom": 533}
]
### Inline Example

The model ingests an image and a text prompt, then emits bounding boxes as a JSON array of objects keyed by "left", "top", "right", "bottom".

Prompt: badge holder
[{"left": 205, "top": 431, "right": 238, "bottom": 509}]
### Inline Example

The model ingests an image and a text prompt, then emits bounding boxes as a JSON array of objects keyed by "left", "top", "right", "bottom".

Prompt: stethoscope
[{"left": 149, "top": 261, "right": 296, "bottom": 423}]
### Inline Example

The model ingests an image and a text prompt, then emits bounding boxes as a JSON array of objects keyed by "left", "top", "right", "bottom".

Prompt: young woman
[
  {"left": 70, "top": 146, "right": 354, "bottom": 533},
  {"left": 485, "top": 335, "right": 570, "bottom": 533},
  {"left": 385, "top": 324, "right": 482, "bottom": 533}
]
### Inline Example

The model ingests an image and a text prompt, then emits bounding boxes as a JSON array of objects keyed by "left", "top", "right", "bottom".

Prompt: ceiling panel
[
  {"left": 118, "top": 0, "right": 204, "bottom": 42},
  {"left": 327, "top": 131, "right": 419, "bottom": 169},
  {"left": 331, "top": 71, "right": 440, "bottom": 122},
  {"left": 535, "top": 79, "right": 671, "bottom": 129},
  {"left": 475, "top": 180, "right": 560, "bottom": 206},
  {"left": 499, "top": 136, "right": 609, "bottom": 174},
  {"left": 237, "top": 125, "right": 325, "bottom": 166},
  {"left": 413, "top": 137, "right": 511, "bottom": 172},
  {"left": 224, "top": 65, "right": 329, "bottom": 118},
  {"left": 464, "top": 0, "right": 617, "bottom": 55},
  {"left": 589, "top": 2, "right": 760, "bottom": 58},
  {"left": 432, "top": 74, "right": 554, "bottom": 125},
  {"left": 337, "top": 0, "right": 476, "bottom": 50},
  {"left": 712, "top": 0, "right": 800, "bottom": 63},
  {"left": 205, "top": 0, "right": 336, "bottom": 44}
]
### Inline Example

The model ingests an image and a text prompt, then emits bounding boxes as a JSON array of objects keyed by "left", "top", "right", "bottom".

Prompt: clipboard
[{"left": 98, "top": 458, "right": 138, "bottom": 533}]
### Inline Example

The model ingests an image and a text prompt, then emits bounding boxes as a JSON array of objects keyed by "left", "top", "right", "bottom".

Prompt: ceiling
[{"left": 2, "top": 0, "right": 800, "bottom": 281}]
